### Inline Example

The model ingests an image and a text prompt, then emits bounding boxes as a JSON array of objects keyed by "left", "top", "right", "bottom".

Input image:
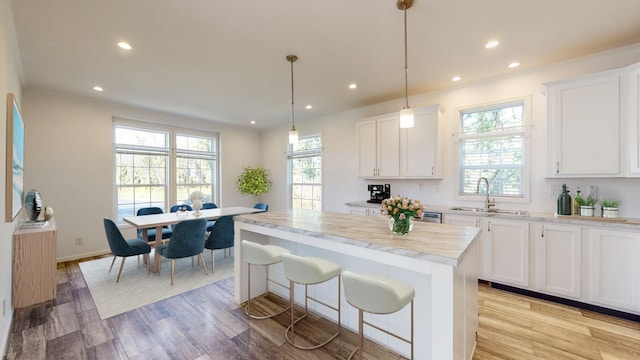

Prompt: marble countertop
[
  {"left": 234, "top": 209, "right": 480, "bottom": 267},
  {"left": 346, "top": 201, "right": 640, "bottom": 231}
]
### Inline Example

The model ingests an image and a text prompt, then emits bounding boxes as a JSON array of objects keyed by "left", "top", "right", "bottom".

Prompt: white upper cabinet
[
  {"left": 356, "top": 114, "right": 400, "bottom": 177},
  {"left": 546, "top": 70, "right": 621, "bottom": 177},
  {"left": 357, "top": 105, "right": 441, "bottom": 179},
  {"left": 400, "top": 104, "right": 442, "bottom": 178},
  {"left": 627, "top": 63, "right": 640, "bottom": 176}
]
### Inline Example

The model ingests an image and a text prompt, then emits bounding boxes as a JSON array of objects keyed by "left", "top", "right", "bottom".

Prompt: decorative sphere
[
  {"left": 44, "top": 206, "right": 54, "bottom": 221},
  {"left": 24, "top": 189, "right": 43, "bottom": 221}
]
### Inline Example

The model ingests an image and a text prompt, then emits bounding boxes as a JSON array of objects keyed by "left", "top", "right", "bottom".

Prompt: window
[
  {"left": 114, "top": 122, "right": 218, "bottom": 221},
  {"left": 288, "top": 135, "right": 322, "bottom": 210},
  {"left": 458, "top": 100, "right": 526, "bottom": 198}
]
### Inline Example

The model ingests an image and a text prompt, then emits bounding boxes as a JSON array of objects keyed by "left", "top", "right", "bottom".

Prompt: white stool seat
[
  {"left": 241, "top": 240, "right": 291, "bottom": 320},
  {"left": 281, "top": 254, "right": 341, "bottom": 285},
  {"left": 242, "top": 240, "right": 291, "bottom": 265},
  {"left": 342, "top": 271, "right": 415, "bottom": 360},
  {"left": 342, "top": 271, "right": 414, "bottom": 314},
  {"left": 281, "top": 252, "right": 342, "bottom": 350}
]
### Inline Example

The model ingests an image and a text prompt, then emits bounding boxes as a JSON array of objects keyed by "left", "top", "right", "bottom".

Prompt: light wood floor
[{"left": 5, "top": 258, "right": 640, "bottom": 359}]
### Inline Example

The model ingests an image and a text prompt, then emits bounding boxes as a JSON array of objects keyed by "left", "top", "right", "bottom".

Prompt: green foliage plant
[
  {"left": 575, "top": 193, "right": 597, "bottom": 207},
  {"left": 237, "top": 166, "right": 271, "bottom": 196},
  {"left": 600, "top": 199, "right": 619, "bottom": 208}
]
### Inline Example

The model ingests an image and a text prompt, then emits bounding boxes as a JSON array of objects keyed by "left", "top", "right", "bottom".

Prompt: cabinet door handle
[
  {"left": 487, "top": 221, "right": 491, "bottom": 232},
  {"left": 431, "top": 166, "right": 434, "bottom": 176},
  {"left": 556, "top": 162, "right": 560, "bottom": 174},
  {"left": 541, "top": 225, "right": 544, "bottom": 238},
  {"left": 373, "top": 168, "right": 376, "bottom": 176}
]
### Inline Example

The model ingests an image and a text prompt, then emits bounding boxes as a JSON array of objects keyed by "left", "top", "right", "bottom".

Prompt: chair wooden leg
[
  {"left": 109, "top": 256, "right": 117, "bottom": 273},
  {"left": 116, "top": 257, "right": 126, "bottom": 283},
  {"left": 171, "top": 259, "right": 175, "bottom": 286},
  {"left": 199, "top": 253, "right": 208, "bottom": 275},
  {"left": 211, "top": 250, "right": 215, "bottom": 272},
  {"left": 145, "top": 253, "right": 150, "bottom": 275}
]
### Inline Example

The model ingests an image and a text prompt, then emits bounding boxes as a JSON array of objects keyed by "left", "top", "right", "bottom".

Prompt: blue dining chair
[
  {"left": 204, "top": 215, "right": 234, "bottom": 272},
  {"left": 201, "top": 202, "right": 218, "bottom": 231},
  {"left": 253, "top": 203, "right": 269, "bottom": 212},
  {"left": 156, "top": 218, "right": 208, "bottom": 285},
  {"left": 103, "top": 218, "right": 152, "bottom": 282},
  {"left": 136, "top": 207, "right": 173, "bottom": 243}
]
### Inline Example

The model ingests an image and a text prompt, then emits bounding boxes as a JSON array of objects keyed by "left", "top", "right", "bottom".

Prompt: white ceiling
[{"left": 9, "top": 0, "right": 640, "bottom": 129}]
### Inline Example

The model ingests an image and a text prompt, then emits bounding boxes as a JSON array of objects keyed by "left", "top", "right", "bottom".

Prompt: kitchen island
[{"left": 233, "top": 210, "right": 480, "bottom": 360}]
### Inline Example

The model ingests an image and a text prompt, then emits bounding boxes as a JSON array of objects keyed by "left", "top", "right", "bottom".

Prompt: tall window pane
[
  {"left": 289, "top": 136, "right": 322, "bottom": 210},
  {"left": 176, "top": 133, "right": 216, "bottom": 204},
  {"left": 459, "top": 101, "right": 525, "bottom": 198},
  {"left": 115, "top": 126, "right": 169, "bottom": 220}
]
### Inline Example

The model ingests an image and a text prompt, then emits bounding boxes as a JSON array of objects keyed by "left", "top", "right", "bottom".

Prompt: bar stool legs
[
  {"left": 342, "top": 271, "right": 415, "bottom": 360},
  {"left": 241, "top": 240, "right": 291, "bottom": 319},
  {"left": 282, "top": 253, "right": 342, "bottom": 350}
]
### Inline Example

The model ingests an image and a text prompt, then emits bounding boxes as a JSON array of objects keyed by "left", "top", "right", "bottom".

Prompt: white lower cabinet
[
  {"left": 481, "top": 218, "right": 530, "bottom": 287},
  {"left": 443, "top": 214, "right": 479, "bottom": 227},
  {"left": 534, "top": 223, "right": 582, "bottom": 299},
  {"left": 347, "top": 206, "right": 379, "bottom": 217},
  {"left": 588, "top": 228, "right": 640, "bottom": 313}
]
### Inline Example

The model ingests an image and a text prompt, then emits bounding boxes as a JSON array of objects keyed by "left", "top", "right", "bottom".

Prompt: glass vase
[{"left": 389, "top": 217, "right": 413, "bottom": 235}]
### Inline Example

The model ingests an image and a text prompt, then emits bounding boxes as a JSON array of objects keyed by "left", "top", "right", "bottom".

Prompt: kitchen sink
[{"left": 448, "top": 207, "right": 528, "bottom": 216}]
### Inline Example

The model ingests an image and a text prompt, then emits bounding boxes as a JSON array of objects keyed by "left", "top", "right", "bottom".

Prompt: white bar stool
[
  {"left": 241, "top": 240, "right": 291, "bottom": 319},
  {"left": 281, "top": 252, "right": 342, "bottom": 350},
  {"left": 342, "top": 271, "right": 415, "bottom": 360}
]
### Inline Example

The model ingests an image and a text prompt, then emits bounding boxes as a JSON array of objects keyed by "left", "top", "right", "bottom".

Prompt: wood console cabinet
[{"left": 12, "top": 219, "right": 57, "bottom": 311}]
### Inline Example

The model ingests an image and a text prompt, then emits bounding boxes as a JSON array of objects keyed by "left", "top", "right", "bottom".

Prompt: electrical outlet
[
  {"left": 432, "top": 185, "right": 438, "bottom": 192},
  {"left": 75, "top": 237, "right": 82, "bottom": 245}
]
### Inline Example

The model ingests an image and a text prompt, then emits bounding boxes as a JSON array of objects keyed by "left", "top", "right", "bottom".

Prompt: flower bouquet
[{"left": 380, "top": 196, "right": 425, "bottom": 235}]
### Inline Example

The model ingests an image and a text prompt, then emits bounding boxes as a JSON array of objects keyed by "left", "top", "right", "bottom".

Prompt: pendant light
[
  {"left": 287, "top": 55, "right": 299, "bottom": 144},
  {"left": 398, "top": 0, "right": 414, "bottom": 128}
]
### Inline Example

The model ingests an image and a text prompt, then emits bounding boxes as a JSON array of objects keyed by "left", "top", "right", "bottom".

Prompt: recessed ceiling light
[
  {"left": 117, "top": 41, "right": 132, "bottom": 50},
  {"left": 348, "top": 83, "right": 357, "bottom": 89},
  {"left": 250, "top": 120, "right": 256, "bottom": 124},
  {"left": 305, "top": 105, "right": 312, "bottom": 109},
  {"left": 485, "top": 40, "right": 500, "bottom": 49},
  {"left": 508, "top": 62, "right": 520, "bottom": 68},
  {"left": 452, "top": 76, "right": 462, "bottom": 82},
  {"left": 93, "top": 86, "right": 104, "bottom": 92}
]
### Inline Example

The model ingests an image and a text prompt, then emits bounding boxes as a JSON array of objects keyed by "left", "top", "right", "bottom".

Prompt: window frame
[
  {"left": 287, "top": 134, "right": 323, "bottom": 211},
  {"left": 113, "top": 118, "right": 219, "bottom": 222},
  {"left": 455, "top": 96, "right": 531, "bottom": 204}
]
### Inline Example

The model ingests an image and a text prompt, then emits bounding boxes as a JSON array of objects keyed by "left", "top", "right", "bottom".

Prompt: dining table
[{"left": 123, "top": 206, "right": 261, "bottom": 272}]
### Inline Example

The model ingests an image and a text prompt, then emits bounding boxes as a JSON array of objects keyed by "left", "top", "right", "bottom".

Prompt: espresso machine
[{"left": 367, "top": 184, "right": 391, "bottom": 203}]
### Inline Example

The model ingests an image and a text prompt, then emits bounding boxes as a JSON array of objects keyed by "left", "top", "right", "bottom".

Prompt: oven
[{"left": 418, "top": 211, "right": 442, "bottom": 224}]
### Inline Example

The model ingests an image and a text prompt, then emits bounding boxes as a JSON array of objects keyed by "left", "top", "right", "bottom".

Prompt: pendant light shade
[
  {"left": 287, "top": 55, "right": 299, "bottom": 144},
  {"left": 398, "top": 0, "right": 414, "bottom": 129}
]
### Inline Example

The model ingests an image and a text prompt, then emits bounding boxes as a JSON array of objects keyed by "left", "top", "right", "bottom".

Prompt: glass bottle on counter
[
  {"left": 574, "top": 187, "right": 582, "bottom": 215},
  {"left": 557, "top": 184, "right": 572, "bottom": 215}
]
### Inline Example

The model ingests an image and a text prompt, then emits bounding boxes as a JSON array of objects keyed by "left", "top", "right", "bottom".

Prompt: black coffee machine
[{"left": 367, "top": 184, "right": 391, "bottom": 204}]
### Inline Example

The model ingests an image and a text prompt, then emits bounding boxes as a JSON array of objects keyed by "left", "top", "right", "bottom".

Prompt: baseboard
[
  {"left": 487, "top": 281, "right": 640, "bottom": 323},
  {"left": 56, "top": 250, "right": 111, "bottom": 263}
]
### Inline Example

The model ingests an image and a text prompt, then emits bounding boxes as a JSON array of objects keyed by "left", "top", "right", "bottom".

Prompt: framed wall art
[{"left": 6, "top": 93, "right": 24, "bottom": 222}]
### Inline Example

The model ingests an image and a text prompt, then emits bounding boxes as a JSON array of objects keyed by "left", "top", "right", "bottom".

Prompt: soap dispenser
[{"left": 557, "top": 184, "right": 572, "bottom": 215}]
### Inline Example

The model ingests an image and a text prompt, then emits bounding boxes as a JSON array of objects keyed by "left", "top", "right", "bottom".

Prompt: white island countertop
[{"left": 234, "top": 209, "right": 480, "bottom": 267}]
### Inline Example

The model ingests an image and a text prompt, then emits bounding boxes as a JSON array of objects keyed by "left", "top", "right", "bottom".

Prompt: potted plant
[
  {"left": 575, "top": 192, "right": 597, "bottom": 216},
  {"left": 600, "top": 199, "right": 619, "bottom": 218},
  {"left": 237, "top": 166, "right": 271, "bottom": 196}
]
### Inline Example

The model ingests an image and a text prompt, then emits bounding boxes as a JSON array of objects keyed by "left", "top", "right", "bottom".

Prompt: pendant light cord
[
  {"left": 403, "top": 5, "right": 409, "bottom": 109},
  {"left": 290, "top": 58, "right": 296, "bottom": 131}
]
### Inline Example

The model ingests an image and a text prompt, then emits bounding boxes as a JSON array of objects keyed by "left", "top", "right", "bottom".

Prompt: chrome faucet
[{"left": 476, "top": 177, "right": 495, "bottom": 211}]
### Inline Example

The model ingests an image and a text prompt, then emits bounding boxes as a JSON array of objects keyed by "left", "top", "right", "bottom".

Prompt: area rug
[{"left": 79, "top": 250, "right": 234, "bottom": 319}]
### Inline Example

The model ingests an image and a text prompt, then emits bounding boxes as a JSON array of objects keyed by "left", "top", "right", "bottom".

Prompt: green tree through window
[{"left": 288, "top": 136, "right": 322, "bottom": 210}]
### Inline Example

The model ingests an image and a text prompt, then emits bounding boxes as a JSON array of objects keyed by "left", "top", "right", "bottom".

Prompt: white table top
[{"left": 123, "top": 206, "right": 260, "bottom": 228}]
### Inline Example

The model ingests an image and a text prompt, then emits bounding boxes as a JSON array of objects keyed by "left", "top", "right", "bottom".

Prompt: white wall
[
  {"left": 0, "top": 0, "right": 23, "bottom": 355},
  {"left": 262, "top": 43, "right": 640, "bottom": 218},
  {"left": 22, "top": 89, "right": 262, "bottom": 261}
]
